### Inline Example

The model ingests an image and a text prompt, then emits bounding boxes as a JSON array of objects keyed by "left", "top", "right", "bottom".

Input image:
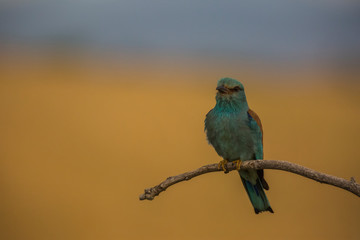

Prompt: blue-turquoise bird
[{"left": 205, "top": 77, "right": 273, "bottom": 214}]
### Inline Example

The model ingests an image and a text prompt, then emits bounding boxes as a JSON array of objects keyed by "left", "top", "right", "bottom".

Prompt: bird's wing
[
  {"left": 247, "top": 108, "right": 263, "bottom": 144},
  {"left": 247, "top": 108, "right": 269, "bottom": 190},
  {"left": 246, "top": 108, "right": 263, "bottom": 158}
]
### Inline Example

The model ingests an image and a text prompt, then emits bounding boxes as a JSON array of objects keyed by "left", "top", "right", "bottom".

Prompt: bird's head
[{"left": 215, "top": 78, "right": 247, "bottom": 108}]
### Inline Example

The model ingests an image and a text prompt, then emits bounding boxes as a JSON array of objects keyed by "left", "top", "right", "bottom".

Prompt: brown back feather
[{"left": 247, "top": 108, "right": 263, "bottom": 144}]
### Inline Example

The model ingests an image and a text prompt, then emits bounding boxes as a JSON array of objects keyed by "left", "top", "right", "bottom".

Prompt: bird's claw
[
  {"left": 218, "top": 159, "right": 229, "bottom": 173},
  {"left": 233, "top": 159, "right": 242, "bottom": 170}
]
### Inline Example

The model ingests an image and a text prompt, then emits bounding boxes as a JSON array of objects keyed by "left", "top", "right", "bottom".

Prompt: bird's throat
[{"left": 215, "top": 98, "right": 248, "bottom": 113}]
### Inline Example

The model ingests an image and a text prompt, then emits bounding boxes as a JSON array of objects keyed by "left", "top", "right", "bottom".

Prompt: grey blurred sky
[{"left": 0, "top": 0, "right": 359, "bottom": 62}]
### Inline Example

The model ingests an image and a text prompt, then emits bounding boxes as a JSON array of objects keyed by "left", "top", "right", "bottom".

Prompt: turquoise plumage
[{"left": 205, "top": 77, "right": 273, "bottom": 214}]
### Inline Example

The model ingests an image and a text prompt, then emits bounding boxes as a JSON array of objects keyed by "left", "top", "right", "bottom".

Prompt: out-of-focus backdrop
[{"left": 0, "top": 1, "right": 359, "bottom": 240}]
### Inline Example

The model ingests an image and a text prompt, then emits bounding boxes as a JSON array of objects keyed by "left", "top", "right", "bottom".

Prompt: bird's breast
[{"left": 205, "top": 112, "right": 254, "bottom": 161}]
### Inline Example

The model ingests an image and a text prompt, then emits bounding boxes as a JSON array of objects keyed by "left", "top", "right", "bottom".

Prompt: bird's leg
[
  {"left": 233, "top": 159, "right": 242, "bottom": 171},
  {"left": 218, "top": 159, "right": 229, "bottom": 173}
]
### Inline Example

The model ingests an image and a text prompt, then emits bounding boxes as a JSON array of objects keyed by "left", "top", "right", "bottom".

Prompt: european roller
[{"left": 205, "top": 77, "right": 273, "bottom": 214}]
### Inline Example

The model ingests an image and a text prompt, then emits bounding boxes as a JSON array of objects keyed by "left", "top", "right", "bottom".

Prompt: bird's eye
[{"left": 232, "top": 86, "right": 242, "bottom": 92}]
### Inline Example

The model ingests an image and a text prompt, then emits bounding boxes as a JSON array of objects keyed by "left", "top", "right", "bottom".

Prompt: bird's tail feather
[{"left": 240, "top": 175, "right": 274, "bottom": 214}]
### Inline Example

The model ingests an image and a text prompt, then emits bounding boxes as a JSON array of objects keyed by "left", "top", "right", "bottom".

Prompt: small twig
[{"left": 139, "top": 160, "right": 360, "bottom": 201}]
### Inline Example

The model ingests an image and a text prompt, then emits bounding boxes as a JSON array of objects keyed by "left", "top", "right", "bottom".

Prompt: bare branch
[{"left": 139, "top": 160, "right": 360, "bottom": 201}]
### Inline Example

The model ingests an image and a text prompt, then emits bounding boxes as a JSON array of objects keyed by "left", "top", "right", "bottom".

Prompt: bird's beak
[{"left": 216, "top": 86, "right": 230, "bottom": 94}]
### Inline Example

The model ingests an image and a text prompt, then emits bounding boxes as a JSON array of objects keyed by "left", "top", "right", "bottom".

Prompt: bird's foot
[
  {"left": 218, "top": 159, "right": 229, "bottom": 173},
  {"left": 233, "top": 159, "right": 242, "bottom": 171}
]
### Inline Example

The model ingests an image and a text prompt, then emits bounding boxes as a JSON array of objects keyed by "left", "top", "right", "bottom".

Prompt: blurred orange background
[
  {"left": 0, "top": 49, "right": 359, "bottom": 240},
  {"left": 1, "top": 2, "right": 360, "bottom": 239}
]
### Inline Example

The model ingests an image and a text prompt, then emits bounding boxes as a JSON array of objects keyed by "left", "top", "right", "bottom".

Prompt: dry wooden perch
[{"left": 139, "top": 160, "right": 360, "bottom": 201}]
